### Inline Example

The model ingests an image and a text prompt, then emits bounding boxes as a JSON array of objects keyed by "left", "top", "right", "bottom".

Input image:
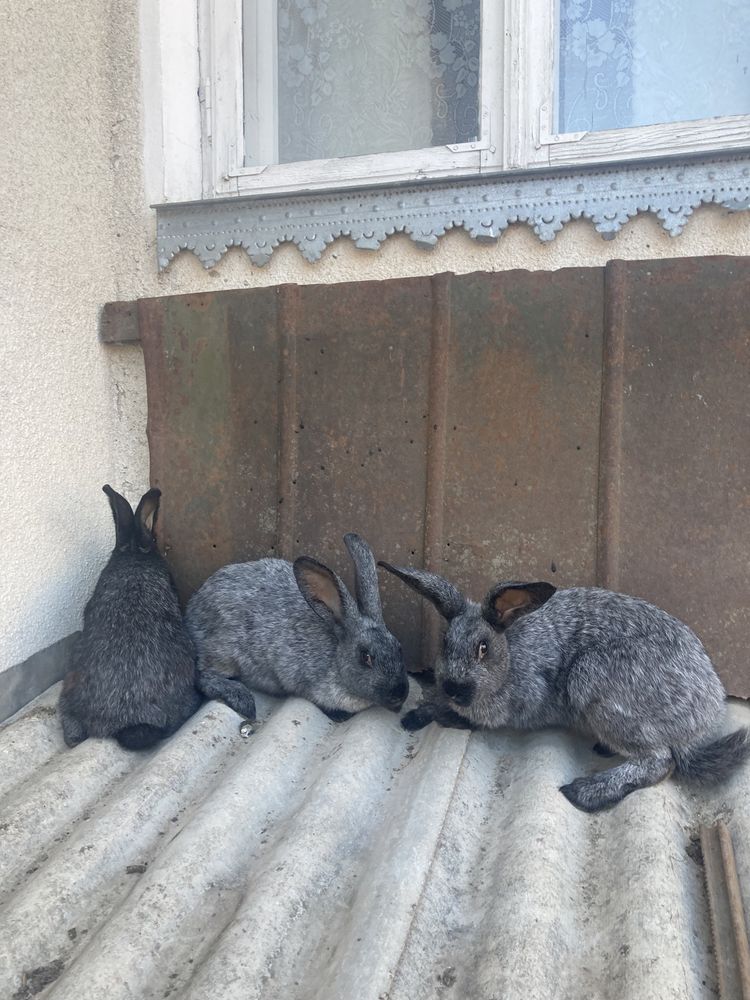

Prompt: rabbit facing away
[
  {"left": 58, "top": 486, "right": 255, "bottom": 751},
  {"left": 185, "top": 534, "right": 409, "bottom": 722},
  {"left": 380, "top": 564, "right": 750, "bottom": 813}
]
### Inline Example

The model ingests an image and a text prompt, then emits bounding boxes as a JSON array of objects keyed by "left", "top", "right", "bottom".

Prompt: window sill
[{"left": 155, "top": 152, "right": 750, "bottom": 270}]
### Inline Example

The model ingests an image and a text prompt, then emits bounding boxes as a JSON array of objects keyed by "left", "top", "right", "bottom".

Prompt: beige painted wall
[{"left": 1, "top": 0, "right": 749, "bottom": 673}]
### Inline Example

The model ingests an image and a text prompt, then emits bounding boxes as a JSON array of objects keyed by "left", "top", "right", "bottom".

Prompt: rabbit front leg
[
  {"left": 401, "top": 700, "right": 474, "bottom": 733},
  {"left": 196, "top": 669, "right": 257, "bottom": 721},
  {"left": 560, "top": 753, "right": 674, "bottom": 813}
]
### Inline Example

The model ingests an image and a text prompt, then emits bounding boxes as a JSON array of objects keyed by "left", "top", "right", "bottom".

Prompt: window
[
  {"left": 151, "top": 1, "right": 750, "bottom": 269},
  {"left": 196, "top": 0, "right": 750, "bottom": 199}
]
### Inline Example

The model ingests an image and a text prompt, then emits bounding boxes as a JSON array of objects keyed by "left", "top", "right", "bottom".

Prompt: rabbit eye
[
  {"left": 477, "top": 641, "right": 488, "bottom": 661},
  {"left": 360, "top": 649, "right": 373, "bottom": 668}
]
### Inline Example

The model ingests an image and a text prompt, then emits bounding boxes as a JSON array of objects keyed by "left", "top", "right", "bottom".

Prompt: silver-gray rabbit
[
  {"left": 58, "top": 486, "right": 255, "bottom": 750},
  {"left": 380, "top": 564, "right": 749, "bottom": 812},
  {"left": 186, "top": 533, "right": 409, "bottom": 722}
]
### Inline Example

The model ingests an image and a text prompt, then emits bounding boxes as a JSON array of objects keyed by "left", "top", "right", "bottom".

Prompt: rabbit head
[
  {"left": 379, "top": 564, "right": 555, "bottom": 715},
  {"left": 103, "top": 484, "right": 163, "bottom": 559},
  {"left": 293, "top": 534, "right": 408, "bottom": 712}
]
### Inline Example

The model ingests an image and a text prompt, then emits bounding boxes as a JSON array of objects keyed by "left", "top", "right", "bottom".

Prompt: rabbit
[
  {"left": 185, "top": 533, "right": 409, "bottom": 722},
  {"left": 379, "top": 563, "right": 750, "bottom": 812},
  {"left": 58, "top": 485, "right": 255, "bottom": 751}
]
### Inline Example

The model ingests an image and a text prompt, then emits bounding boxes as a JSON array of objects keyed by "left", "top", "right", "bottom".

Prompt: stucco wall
[{"left": 1, "top": 0, "right": 749, "bottom": 676}]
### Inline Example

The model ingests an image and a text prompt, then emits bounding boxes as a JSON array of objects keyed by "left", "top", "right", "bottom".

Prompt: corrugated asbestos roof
[{"left": 2, "top": 682, "right": 749, "bottom": 1000}]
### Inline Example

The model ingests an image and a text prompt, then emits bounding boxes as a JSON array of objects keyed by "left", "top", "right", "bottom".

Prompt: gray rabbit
[
  {"left": 58, "top": 486, "right": 255, "bottom": 750},
  {"left": 185, "top": 534, "right": 409, "bottom": 722},
  {"left": 380, "top": 564, "right": 750, "bottom": 812}
]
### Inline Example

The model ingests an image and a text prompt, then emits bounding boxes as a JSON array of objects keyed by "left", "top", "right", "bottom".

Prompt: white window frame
[
  {"left": 146, "top": 0, "right": 750, "bottom": 205},
  {"left": 199, "top": 0, "right": 503, "bottom": 198},
  {"left": 520, "top": 1, "right": 750, "bottom": 171}
]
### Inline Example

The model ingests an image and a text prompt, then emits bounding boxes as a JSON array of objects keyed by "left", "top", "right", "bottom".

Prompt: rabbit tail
[
  {"left": 673, "top": 728, "right": 750, "bottom": 783},
  {"left": 115, "top": 724, "right": 167, "bottom": 750}
]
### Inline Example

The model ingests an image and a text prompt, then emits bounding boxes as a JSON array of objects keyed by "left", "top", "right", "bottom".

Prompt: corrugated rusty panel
[
  {"left": 600, "top": 257, "right": 750, "bottom": 697},
  {"left": 138, "top": 259, "right": 750, "bottom": 693},
  {"left": 3, "top": 683, "right": 750, "bottom": 1000}
]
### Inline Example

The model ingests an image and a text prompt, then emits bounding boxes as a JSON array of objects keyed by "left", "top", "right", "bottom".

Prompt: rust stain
[
  {"left": 276, "top": 284, "right": 300, "bottom": 562},
  {"left": 421, "top": 273, "right": 452, "bottom": 667},
  {"left": 596, "top": 259, "right": 628, "bottom": 592}
]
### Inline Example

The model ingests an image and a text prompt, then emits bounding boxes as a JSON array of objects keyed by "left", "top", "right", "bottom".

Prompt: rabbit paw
[
  {"left": 400, "top": 706, "right": 437, "bottom": 732},
  {"left": 229, "top": 686, "right": 257, "bottom": 722},
  {"left": 321, "top": 707, "right": 354, "bottom": 723},
  {"left": 559, "top": 779, "right": 604, "bottom": 813}
]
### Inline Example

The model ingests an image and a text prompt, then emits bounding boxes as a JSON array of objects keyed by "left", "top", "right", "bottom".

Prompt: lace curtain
[
  {"left": 558, "top": 0, "right": 750, "bottom": 133},
  {"left": 273, "top": 0, "right": 480, "bottom": 164}
]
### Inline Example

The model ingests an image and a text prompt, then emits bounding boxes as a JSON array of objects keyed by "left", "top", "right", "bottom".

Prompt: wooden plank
[
  {"left": 99, "top": 301, "right": 139, "bottom": 343},
  {"left": 700, "top": 821, "right": 750, "bottom": 1000}
]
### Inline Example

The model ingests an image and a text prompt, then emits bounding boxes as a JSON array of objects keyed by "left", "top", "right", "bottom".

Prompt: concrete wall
[{"left": 1, "top": 0, "right": 749, "bottom": 679}]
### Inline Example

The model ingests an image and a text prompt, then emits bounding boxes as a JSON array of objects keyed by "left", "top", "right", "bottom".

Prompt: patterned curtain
[
  {"left": 558, "top": 0, "right": 750, "bottom": 133},
  {"left": 275, "top": 0, "right": 480, "bottom": 164}
]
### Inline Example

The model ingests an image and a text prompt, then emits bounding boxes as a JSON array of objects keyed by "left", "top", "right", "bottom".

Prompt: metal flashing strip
[
  {"left": 0, "top": 633, "right": 78, "bottom": 724},
  {"left": 155, "top": 153, "right": 750, "bottom": 269}
]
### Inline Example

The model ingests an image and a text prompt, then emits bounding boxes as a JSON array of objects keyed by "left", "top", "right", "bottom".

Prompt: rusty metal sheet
[
  {"left": 600, "top": 256, "right": 750, "bottom": 697},
  {"left": 440, "top": 267, "right": 604, "bottom": 592},
  {"left": 139, "top": 289, "right": 281, "bottom": 601},
  {"left": 287, "top": 277, "right": 434, "bottom": 668},
  {"left": 138, "top": 259, "right": 750, "bottom": 693}
]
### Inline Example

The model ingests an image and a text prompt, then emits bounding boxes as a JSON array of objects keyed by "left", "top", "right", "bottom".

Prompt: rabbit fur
[
  {"left": 380, "top": 564, "right": 750, "bottom": 813},
  {"left": 186, "top": 533, "right": 409, "bottom": 722},
  {"left": 58, "top": 486, "right": 255, "bottom": 751}
]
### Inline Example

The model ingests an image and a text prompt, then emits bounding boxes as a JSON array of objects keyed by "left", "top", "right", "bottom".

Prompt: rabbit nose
[
  {"left": 392, "top": 679, "right": 409, "bottom": 702},
  {"left": 442, "top": 679, "right": 474, "bottom": 706},
  {"left": 385, "top": 679, "right": 409, "bottom": 711}
]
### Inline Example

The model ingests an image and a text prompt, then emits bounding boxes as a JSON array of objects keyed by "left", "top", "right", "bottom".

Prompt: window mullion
[
  {"left": 507, "top": 0, "right": 556, "bottom": 170},
  {"left": 200, "top": 0, "right": 244, "bottom": 195},
  {"left": 480, "top": 0, "right": 504, "bottom": 170},
  {"left": 244, "top": 0, "right": 278, "bottom": 167}
]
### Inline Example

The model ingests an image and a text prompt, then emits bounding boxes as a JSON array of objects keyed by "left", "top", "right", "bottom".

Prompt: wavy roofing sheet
[{"left": 1, "top": 683, "right": 749, "bottom": 1000}]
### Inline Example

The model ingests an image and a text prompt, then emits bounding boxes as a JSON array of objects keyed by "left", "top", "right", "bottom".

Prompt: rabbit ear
[
  {"left": 483, "top": 581, "right": 556, "bottom": 630},
  {"left": 102, "top": 485, "right": 134, "bottom": 550},
  {"left": 343, "top": 533, "right": 383, "bottom": 622},
  {"left": 294, "top": 556, "right": 357, "bottom": 629},
  {"left": 378, "top": 563, "right": 466, "bottom": 620},
  {"left": 133, "top": 488, "right": 162, "bottom": 551}
]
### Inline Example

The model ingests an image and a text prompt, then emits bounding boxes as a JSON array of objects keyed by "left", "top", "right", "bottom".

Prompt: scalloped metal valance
[{"left": 155, "top": 153, "right": 750, "bottom": 270}]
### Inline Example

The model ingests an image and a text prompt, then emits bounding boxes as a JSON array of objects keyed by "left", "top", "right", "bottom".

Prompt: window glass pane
[
  {"left": 245, "top": 0, "right": 481, "bottom": 166},
  {"left": 557, "top": 0, "right": 750, "bottom": 133}
]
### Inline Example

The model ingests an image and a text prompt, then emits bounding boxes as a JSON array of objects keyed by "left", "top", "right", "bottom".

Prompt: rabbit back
[
  {"left": 508, "top": 586, "right": 725, "bottom": 749},
  {"left": 62, "top": 553, "right": 200, "bottom": 740},
  {"left": 186, "top": 559, "right": 337, "bottom": 701}
]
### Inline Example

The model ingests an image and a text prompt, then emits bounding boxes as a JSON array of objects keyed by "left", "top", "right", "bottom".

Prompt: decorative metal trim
[{"left": 155, "top": 154, "right": 750, "bottom": 269}]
